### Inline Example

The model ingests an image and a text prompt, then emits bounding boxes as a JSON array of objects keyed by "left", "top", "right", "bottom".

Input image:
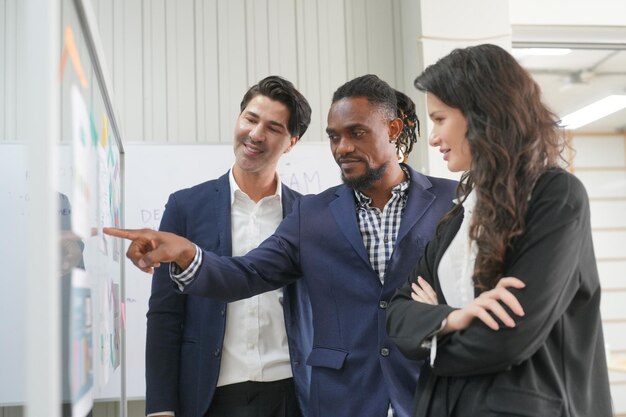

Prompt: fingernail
[{"left": 139, "top": 259, "right": 146, "bottom": 268}]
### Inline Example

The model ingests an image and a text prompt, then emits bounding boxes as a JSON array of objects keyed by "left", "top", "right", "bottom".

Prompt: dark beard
[{"left": 341, "top": 162, "right": 387, "bottom": 190}]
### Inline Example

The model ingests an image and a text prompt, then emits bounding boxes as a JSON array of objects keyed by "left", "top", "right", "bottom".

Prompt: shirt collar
[
  {"left": 453, "top": 189, "right": 477, "bottom": 215},
  {"left": 354, "top": 166, "right": 410, "bottom": 209},
  {"left": 228, "top": 165, "right": 282, "bottom": 206}
]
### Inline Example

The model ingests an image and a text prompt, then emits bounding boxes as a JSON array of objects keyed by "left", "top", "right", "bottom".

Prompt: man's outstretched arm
[{"left": 103, "top": 227, "right": 196, "bottom": 274}]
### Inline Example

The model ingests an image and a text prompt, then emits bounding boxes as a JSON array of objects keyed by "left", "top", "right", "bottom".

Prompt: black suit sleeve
[
  {"left": 389, "top": 172, "right": 593, "bottom": 377},
  {"left": 386, "top": 217, "right": 456, "bottom": 361}
]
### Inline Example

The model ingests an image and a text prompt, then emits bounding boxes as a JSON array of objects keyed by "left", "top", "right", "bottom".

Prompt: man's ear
[
  {"left": 388, "top": 118, "right": 403, "bottom": 141},
  {"left": 284, "top": 136, "right": 299, "bottom": 153}
]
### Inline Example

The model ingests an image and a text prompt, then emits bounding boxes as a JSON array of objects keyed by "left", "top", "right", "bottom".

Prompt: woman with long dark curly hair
[{"left": 386, "top": 44, "right": 613, "bottom": 416}]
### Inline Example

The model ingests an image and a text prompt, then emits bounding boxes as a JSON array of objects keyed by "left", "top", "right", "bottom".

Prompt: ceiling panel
[{"left": 514, "top": 48, "right": 626, "bottom": 133}]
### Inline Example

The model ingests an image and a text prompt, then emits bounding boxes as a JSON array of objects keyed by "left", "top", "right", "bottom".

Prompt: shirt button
[
  {"left": 380, "top": 348, "right": 390, "bottom": 357},
  {"left": 214, "top": 348, "right": 221, "bottom": 357},
  {"left": 383, "top": 236, "right": 389, "bottom": 243},
  {"left": 379, "top": 300, "right": 388, "bottom": 309}
]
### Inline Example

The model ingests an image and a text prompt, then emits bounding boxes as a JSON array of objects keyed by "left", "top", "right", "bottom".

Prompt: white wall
[
  {"left": 89, "top": 0, "right": 414, "bottom": 146},
  {"left": 570, "top": 132, "right": 626, "bottom": 415},
  {"left": 509, "top": 0, "right": 626, "bottom": 26}
]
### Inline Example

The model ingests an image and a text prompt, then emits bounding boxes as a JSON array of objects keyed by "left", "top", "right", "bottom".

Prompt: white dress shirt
[
  {"left": 438, "top": 190, "right": 477, "bottom": 309},
  {"left": 216, "top": 170, "right": 292, "bottom": 387},
  {"left": 152, "top": 171, "right": 293, "bottom": 417},
  {"left": 428, "top": 190, "right": 477, "bottom": 367}
]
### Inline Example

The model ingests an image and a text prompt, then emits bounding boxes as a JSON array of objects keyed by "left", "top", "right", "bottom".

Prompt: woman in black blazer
[{"left": 386, "top": 44, "right": 613, "bottom": 417}]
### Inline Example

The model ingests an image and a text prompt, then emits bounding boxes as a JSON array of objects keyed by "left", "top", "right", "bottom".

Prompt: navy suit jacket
[
  {"left": 145, "top": 172, "right": 313, "bottom": 417},
  {"left": 184, "top": 166, "right": 457, "bottom": 417}
]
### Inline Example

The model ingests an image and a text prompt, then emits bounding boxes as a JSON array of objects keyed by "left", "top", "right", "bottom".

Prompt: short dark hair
[
  {"left": 240, "top": 76, "right": 312, "bottom": 139},
  {"left": 331, "top": 74, "right": 396, "bottom": 119}
]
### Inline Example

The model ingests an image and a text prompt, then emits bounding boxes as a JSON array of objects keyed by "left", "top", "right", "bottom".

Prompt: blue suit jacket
[
  {"left": 145, "top": 172, "right": 313, "bottom": 417},
  {"left": 184, "top": 166, "right": 457, "bottom": 417}
]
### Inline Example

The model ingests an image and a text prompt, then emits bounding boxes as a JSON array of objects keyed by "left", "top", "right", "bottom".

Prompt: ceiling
[{"left": 512, "top": 26, "right": 626, "bottom": 133}]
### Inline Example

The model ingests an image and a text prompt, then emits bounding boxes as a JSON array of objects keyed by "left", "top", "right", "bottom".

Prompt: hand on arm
[
  {"left": 441, "top": 277, "right": 525, "bottom": 336},
  {"left": 103, "top": 227, "right": 197, "bottom": 274},
  {"left": 411, "top": 276, "right": 438, "bottom": 305}
]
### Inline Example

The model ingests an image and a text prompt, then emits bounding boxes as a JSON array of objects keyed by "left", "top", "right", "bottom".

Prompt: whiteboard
[
  {"left": 0, "top": 140, "right": 124, "bottom": 404},
  {"left": 123, "top": 142, "right": 341, "bottom": 399}
]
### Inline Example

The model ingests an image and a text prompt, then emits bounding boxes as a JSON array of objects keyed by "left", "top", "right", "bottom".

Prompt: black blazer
[{"left": 386, "top": 169, "right": 613, "bottom": 417}]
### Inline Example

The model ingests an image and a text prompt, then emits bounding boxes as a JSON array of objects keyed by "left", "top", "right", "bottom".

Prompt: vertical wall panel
[
  {"left": 141, "top": 0, "right": 153, "bottom": 141},
  {"left": 111, "top": 0, "right": 125, "bottom": 138},
  {"left": 391, "top": 0, "right": 405, "bottom": 90},
  {"left": 0, "top": 0, "right": 6, "bottom": 141},
  {"left": 295, "top": 0, "right": 324, "bottom": 142},
  {"left": 174, "top": 0, "right": 196, "bottom": 142},
  {"left": 268, "top": 0, "right": 298, "bottom": 84},
  {"left": 196, "top": 0, "right": 220, "bottom": 143},
  {"left": 246, "top": 0, "right": 270, "bottom": 83},
  {"left": 122, "top": 0, "right": 144, "bottom": 141},
  {"left": 164, "top": 0, "right": 179, "bottom": 142},
  {"left": 345, "top": 0, "right": 368, "bottom": 79},
  {"left": 147, "top": 0, "right": 168, "bottom": 142},
  {"left": 317, "top": 0, "right": 348, "bottom": 137},
  {"left": 3, "top": 0, "right": 17, "bottom": 141},
  {"left": 217, "top": 0, "right": 248, "bottom": 143},
  {"left": 365, "top": 0, "right": 396, "bottom": 86},
  {"left": 94, "top": 0, "right": 114, "bottom": 75}
]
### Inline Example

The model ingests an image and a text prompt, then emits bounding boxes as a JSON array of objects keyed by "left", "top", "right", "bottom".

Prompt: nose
[
  {"left": 428, "top": 129, "right": 440, "bottom": 147},
  {"left": 333, "top": 136, "right": 355, "bottom": 156},
  {"left": 249, "top": 123, "right": 265, "bottom": 142}
]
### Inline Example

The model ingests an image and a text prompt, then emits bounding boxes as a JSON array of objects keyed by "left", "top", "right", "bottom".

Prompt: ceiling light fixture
[{"left": 559, "top": 95, "right": 626, "bottom": 130}]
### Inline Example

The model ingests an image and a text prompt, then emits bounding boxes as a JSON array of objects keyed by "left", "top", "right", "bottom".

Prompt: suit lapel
[
  {"left": 395, "top": 175, "right": 435, "bottom": 245},
  {"left": 281, "top": 184, "right": 297, "bottom": 219},
  {"left": 329, "top": 186, "right": 371, "bottom": 268},
  {"left": 387, "top": 168, "right": 435, "bottom": 279},
  {"left": 213, "top": 172, "right": 232, "bottom": 256}
]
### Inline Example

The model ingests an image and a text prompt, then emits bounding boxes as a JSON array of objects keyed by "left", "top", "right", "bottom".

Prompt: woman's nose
[{"left": 428, "top": 130, "right": 439, "bottom": 147}]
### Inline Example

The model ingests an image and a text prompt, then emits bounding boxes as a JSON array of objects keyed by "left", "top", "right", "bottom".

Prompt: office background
[{"left": 1, "top": 0, "right": 625, "bottom": 416}]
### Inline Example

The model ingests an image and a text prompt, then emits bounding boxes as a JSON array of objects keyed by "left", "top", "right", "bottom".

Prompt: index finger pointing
[{"left": 103, "top": 227, "right": 143, "bottom": 240}]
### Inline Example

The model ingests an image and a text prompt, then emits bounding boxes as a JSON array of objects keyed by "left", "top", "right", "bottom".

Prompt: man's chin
[
  {"left": 341, "top": 174, "right": 373, "bottom": 190},
  {"left": 341, "top": 163, "right": 387, "bottom": 190}
]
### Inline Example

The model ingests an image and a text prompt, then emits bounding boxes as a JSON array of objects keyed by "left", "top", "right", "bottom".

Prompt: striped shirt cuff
[{"left": 169, "top": 244, "right": 202, "bottom": 291}]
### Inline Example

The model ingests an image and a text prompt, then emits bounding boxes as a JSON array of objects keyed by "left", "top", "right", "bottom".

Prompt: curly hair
[
  {"left": 414, "top": 44, "right": 567, "bottom": 291},
  {"left": 394, "top": 89, "right": 420, "bottom": 158}
]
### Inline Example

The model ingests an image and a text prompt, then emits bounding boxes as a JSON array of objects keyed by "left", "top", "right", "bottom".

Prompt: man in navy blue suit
[
  {"left": 144, "top": 76, "right": 313, "bottom": 417},
  {"left": 107, "top": 75, "right": 457, "bottom": 417}
]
